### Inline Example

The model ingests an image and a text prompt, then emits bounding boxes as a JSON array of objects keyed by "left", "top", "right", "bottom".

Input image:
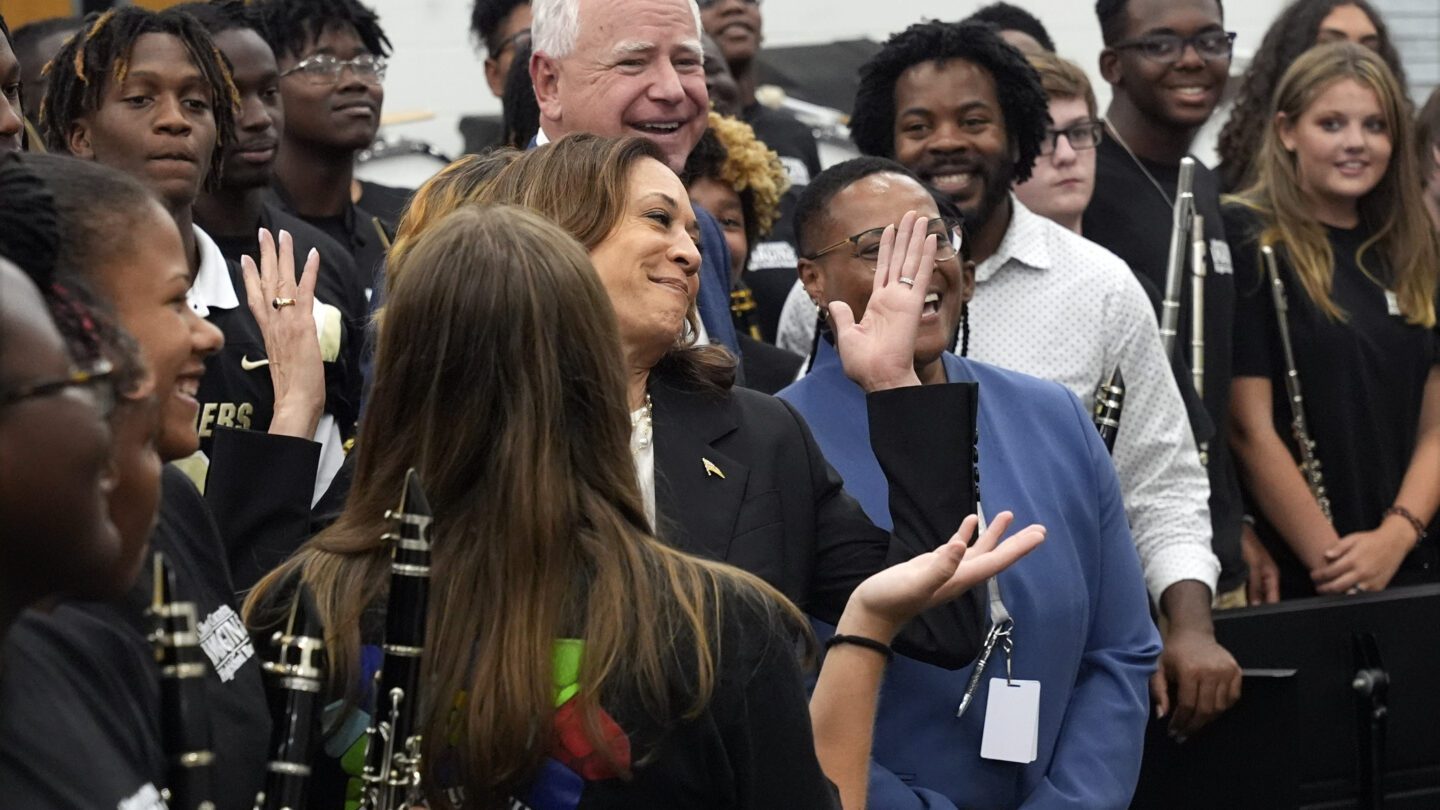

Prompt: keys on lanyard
[{"left": 957, "top": 614, "right": 1013, "bottom": 718}]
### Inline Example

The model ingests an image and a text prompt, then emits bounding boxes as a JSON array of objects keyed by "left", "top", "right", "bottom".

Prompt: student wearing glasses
[
  {"left": 257, "top": 0, "right": 394, "bottom": 303},
  {"left": 470, "top": 0, "right": 532, "bottom": 100},
  {"left": 1013, "top": 53, "right": 1105, "bottom": 235}
]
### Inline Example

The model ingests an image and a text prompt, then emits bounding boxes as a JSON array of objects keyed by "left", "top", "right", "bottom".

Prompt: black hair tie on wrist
[{"left": 825, "top": 634, "right": 894, "bottom": 662}]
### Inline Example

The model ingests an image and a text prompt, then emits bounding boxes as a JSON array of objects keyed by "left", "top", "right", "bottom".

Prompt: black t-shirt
[
  {"left": 0, "top": 471, "right": 279, "bottom": 809},
  {"left": 1226, "top": 205, "right": 1440, "bottom": 596},
  {"left": 1084, "top": 138, "right": 1246, "bottom": 591},
  {"left": 742, "top": 103, "right": 822, "bottom": 344},
  {"left": 267, "top": 186, "right": 391, "bottom": 301},
  {"left": 278, "top": 582, "right": 840, "bottom": 809},
  {"left": 208, "top": 201, "right": 371, "bottom": 336},
  {"left": 193, "top": 258, "right": 362, "bottom": 451},
  {"left": 0, "top": 607, "right": 167, "bottom": 810}
]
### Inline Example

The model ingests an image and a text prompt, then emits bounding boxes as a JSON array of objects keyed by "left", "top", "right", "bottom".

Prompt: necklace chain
[{"left": 1104, "top": 120, "right": 1176, "bottom": 209}]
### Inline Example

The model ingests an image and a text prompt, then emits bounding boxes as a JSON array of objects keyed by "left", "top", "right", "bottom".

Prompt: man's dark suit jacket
[{"left": 649, "top": 370, "right": 986, "bottom": 669}]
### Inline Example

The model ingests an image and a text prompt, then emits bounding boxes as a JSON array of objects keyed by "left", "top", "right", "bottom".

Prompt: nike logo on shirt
[{"left": 240, "top": 355, "right": 269, "bottom": 371}]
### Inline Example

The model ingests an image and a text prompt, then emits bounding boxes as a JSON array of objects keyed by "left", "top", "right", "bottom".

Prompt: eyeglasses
[
  {"left": 804, "top": 217, "right": 963, "bottom": 264},
  {"left": 697, "top": 0, "right": 761, "bottom": 9},
  {"left": 279, "top": 53, "right": 388, "bottom": 85},
  {"left": 0, "top": 358, "right": 116, "bottom": 420},
  {"left": 1040, "top": 120, "right": 1105, "bottom": 156},
  {"left": 1111, "top": 30, "right": 1236, "bottom": 64},
  {"left": 490, "top": 28, "right": 531, "bottom": 58}
]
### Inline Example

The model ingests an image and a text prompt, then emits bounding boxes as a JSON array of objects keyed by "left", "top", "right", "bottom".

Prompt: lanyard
[{"left": 956, "top": 504, "right": 1015, "bottom": 718}]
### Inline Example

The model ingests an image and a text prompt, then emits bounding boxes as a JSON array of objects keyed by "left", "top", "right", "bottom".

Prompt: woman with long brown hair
[
  {"left": 1225, "top": 42, "right": 1440, "bottom": 598},
  {"left": 389, "top": 134, "right": 996, "bottom": 675},
  {"left": 248, "top": 202, "right": 1041, "bottom": 808}
]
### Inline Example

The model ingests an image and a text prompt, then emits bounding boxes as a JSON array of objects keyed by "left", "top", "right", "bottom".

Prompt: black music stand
[{"left": 1133, "top": 584, "right": 1440, "bottom": 810}]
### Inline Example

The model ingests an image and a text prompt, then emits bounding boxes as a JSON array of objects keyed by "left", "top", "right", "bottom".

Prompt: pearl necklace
[{"left": 630, "top": 394, "right": 654, "bottom": 450}]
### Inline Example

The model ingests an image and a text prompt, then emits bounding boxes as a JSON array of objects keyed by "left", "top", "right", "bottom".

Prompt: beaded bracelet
[
  {"left": 825, "top": 634, "right": 894, "bottom": 662},
  {"left": 1384, "top": 505, "right": 1428, "bottom": 543}
]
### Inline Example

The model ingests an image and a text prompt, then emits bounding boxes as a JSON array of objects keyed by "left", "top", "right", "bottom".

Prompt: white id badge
[
  {"left": 980, "top": 678, "right": 1040, "bottom": 763},
  {"left": 1385, "top": 290, "right": 1401, "bottom": 317}
]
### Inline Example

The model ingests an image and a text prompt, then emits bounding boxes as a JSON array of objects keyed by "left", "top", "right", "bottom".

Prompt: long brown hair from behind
[
  {"left": 387, "top": 148, "right": 522, "bottom": 270},
  {"left": 245, "top": 204, "right": 800, "bottom": 809},
  {"left": 1229, "top": 42, "right": 1439, "bottom": 328},
  {"left": 477, "top": 133, "right": 737, "bottom": 393}
]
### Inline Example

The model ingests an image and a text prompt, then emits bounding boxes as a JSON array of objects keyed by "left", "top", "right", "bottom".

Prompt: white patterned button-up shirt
[{"left": 969, "top": 198, "right": 1219, "bottom": 602}]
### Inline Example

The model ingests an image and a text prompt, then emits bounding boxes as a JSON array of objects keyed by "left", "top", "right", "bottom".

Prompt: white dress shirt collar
[{"left": 186, "top": 224, "right": 240, "bottom": 318}]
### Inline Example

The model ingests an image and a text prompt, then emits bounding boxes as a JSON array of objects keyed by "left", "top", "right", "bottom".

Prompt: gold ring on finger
[{"left": 272, "top": 297, "right": 297, "bottom": 310}]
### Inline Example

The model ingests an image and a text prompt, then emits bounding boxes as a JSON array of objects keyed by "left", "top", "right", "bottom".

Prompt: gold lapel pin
[{"left": 703, "top": 458, "right": 725, "bottom": 479}]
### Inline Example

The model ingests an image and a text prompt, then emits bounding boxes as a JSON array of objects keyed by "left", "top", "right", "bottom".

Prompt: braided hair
[
  {"left": 0, "top": 152, "right": 144, "bottom": 392},
  {"left": 850, "top": 20, "right": 1049, "bottom": 185},
  {"left": 1216, "top": 0, "right": 1405, "bottom": 191},
  {"left": 254, "top": 0, "right": 391, "bottom": 63},
  {"left": 39, "top": 7, "right": 238, "bottom": 192}
]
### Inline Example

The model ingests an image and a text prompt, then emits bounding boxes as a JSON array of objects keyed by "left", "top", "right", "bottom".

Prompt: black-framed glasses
[
  {"left": 279, "top": 53, "right": 388, "bottom": 85},
  {"left": 1040, "top": 120, "right": 1105, "bottom": 156},
  {"left": 804, "top": 217, "right": 962, "bottom": 264},
  {"left": 0, "top": 358, "right": 116, "bottom": 419},
  {"left": 1111, "top": 30, "right": 1236, "bottom": 63},
  {"left": 697, "top": 0, "right": 761, "bottom": 8},
  {"left": 490, "top": 28, "right": 531, "bottom": 59}
]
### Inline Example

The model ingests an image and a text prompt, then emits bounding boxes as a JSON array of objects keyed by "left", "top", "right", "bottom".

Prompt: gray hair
[{"left": 532, "top": 0, "right": 702, "bottom": 59}]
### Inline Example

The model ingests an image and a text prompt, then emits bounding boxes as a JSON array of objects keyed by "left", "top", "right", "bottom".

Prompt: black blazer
[{"left": 649, "top": 371, "right": 985, "bottom": 669}]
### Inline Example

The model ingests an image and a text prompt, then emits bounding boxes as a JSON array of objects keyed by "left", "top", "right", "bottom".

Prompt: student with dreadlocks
[
  {"left": 0, "top": 14, "right": 24, "bottom": 153},
  {"left": 682, "top": 111, "right": 803, "bottom": 395},
  {"left": 254, "top": 0, "right": 394, "bottom": 304},
  {"left": 182, "top": 1, "right": 369, "bottom": 349},
  {"left": 42, "top": 6, "right": 360, "bottom": 517}
]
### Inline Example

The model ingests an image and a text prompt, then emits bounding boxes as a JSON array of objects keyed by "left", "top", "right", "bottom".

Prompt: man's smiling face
[{"left": 534, "top": 0, "right": 708, "bottom": 172}]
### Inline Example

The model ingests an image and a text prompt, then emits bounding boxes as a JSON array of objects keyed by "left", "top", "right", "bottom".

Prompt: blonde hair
[
  {"left": 1026, "top": 52, "right": 1096, "bottom": 118},
  {"left": 704, "top": 111, "right": 789, "bottom": 237},
  {"left": 1230, "top": 42, "right": 1438, "bottom": 327}
]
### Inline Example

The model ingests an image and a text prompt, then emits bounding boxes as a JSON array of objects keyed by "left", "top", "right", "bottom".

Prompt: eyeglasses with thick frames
[
  {"left": 1111, "top": 30, "right": 1236, "bottom": 64},
  {"left": 0, "top": 358, "right": 116, "bottom": 420},
  {"left": 1040, "top": 120, "right": 1105, "bottom": 156},
  {"left": 280, "top": 53, "right": 388, "bottom": 85},
  {"left": 804, "top": 217, "right": 963, "bottom": 264}
]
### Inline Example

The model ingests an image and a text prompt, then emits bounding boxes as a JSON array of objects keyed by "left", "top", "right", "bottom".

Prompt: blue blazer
[{"left": 780, "top": 340, "right": 1160, "bottom": 810}]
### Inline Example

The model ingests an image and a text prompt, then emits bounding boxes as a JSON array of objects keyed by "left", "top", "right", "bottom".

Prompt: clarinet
[
  {"left": 1158, "top": 157, "right": 1197, "bottom": 358},
  {"left": 147, "top": 552, "right": 217, "bottom": 810},
  {"left": 358, "top": 468, "right": 435, "bottom": 810},
  {"left": 1262, "top": 245, "right": 1333, "bottom": 522},
  {"left": 254, "top": 586, "right": 326, "bottom": 810},
  {"left": 1092, "top": 366, "right": 1126, "bottom": 455}
]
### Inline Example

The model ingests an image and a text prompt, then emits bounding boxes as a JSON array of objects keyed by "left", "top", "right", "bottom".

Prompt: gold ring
[{"left": 271, "top": 297, "right": 297, "bottom": 310}]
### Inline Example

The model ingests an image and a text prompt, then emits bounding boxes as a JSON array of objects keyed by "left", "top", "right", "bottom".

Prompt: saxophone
[{"left": 1262, "top": 244, "right": 1332, "bottom": 521}]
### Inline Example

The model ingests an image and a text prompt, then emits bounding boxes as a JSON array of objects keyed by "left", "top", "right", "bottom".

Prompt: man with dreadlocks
[
  {"left": 254, "top": 0, "right": 394, "bottom": 305},
  {"left": 846, "top": 19, "right": 1230, "bottom": 783},
  {"left": 41, "top": 6, "right": 357, "bottom": 518}
]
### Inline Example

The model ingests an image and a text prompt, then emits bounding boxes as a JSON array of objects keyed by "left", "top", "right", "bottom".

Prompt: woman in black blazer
[{"left": 386, "top": 134, "right": 994, "bottom": 668}]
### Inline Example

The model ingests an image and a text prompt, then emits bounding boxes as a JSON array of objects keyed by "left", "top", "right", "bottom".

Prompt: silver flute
[
  {"left": 1189, "top": 214, "right": 1207, "bottom": 399},
  {"left": 1262, "top": 245, "right": 1333, "bottom": 522},
  {"left": 1158, "top": 157, "right": 1197, "bottom": 358}
]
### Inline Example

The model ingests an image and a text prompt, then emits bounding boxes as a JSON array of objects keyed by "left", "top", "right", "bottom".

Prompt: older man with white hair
[{"left": 529, "top": 0, "right": 742, "bottom": 360}]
